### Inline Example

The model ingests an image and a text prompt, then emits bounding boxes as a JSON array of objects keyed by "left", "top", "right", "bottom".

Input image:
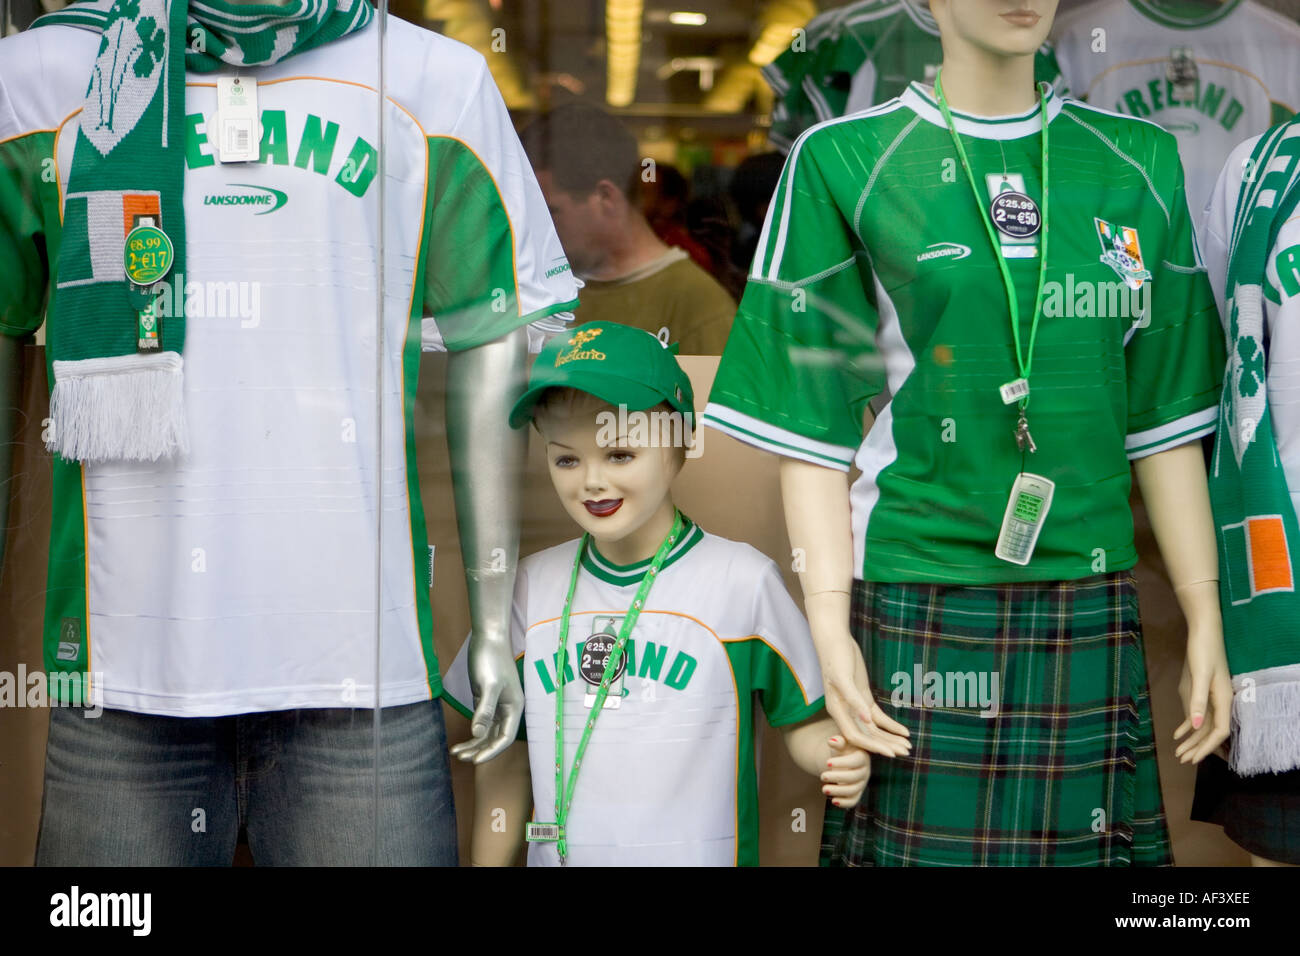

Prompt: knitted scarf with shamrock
[
  {"left": 33, "top": 0, "right": 374, "bottom": 462},
  {"left": 1211, "top": 118, "right": 1300, "bottom": 776}
]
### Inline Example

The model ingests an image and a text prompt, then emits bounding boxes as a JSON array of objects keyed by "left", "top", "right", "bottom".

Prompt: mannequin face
[
  {"left": 535, "top": 391, "right": 684, "bottom": 561},
  {"left": 931, "top": 0, "right": 1059, "bottom": 60}
]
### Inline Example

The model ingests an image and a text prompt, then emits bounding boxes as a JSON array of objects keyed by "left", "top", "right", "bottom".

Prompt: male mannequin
[
  {"left": 0, "top": 0, "right": 574, "bottom": 862},
  {"left": 706, "top": 0, "right": 1234, "bottom": 864}
]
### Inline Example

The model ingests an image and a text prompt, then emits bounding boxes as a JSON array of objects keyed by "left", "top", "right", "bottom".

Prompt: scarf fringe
[
  {"left": 49, "top": 354, "right": 189, "bottom": 463},
  {"left": 1230, "top": 665, "right": 1300, "bottom": 776}
]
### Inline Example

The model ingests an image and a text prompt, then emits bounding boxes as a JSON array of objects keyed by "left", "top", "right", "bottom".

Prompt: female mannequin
[{"left": 705, "top": 0, "right": 1233, "bottom": 864}]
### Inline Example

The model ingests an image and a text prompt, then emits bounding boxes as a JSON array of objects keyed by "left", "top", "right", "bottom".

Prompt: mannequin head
[
  {"left": 930, "top": 0, "right": 1058, "bottom": 60},
  {"left": 927, "top": 1, "right": 1059, "bottom": 115},
  {"left": 533, "top": 388, "right": 686, "bottom": 564}
]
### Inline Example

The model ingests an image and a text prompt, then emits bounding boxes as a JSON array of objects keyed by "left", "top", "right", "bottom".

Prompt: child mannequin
[{"left": 444, "top": 321, "right": 868, "bottom": 866}]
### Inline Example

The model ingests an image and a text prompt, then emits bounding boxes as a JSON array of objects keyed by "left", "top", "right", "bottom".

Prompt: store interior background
[{"left": 4, "top": 0, "right": 1299, "bottom": 865}]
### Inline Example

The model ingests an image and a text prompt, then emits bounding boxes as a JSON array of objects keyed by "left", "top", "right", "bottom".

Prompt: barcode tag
[
  {"left": 215, "top": 76, "right": 260, "bottom": 163},
  {"left": 999, "top": 378, "right": 1030, "bottom": 405},
  {"left": 525, "top": 823, "right": 562, "bottom": 843}
]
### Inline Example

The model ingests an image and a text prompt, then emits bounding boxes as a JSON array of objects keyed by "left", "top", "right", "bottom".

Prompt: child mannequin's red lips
[{"left": 584, "top": 499, "right": 623, "bottom": 517}]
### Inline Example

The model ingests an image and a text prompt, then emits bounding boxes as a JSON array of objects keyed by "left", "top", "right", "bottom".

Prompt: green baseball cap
[{"left": 509, "top": 321, "right": 696, "bottom": 429}]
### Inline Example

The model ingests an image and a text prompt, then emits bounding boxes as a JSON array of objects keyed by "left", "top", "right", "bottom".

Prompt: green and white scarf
[
  {"left": 1211, "top": 117, "right": 1300, "bottom": 776},
  {"left": 33, "top": 0, "right": 374, "bottom": 462}
]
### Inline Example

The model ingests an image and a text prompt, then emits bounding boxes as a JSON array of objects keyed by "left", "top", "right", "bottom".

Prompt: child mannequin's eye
[
  {"left": 553, "top": 455, "right": 578, "bottom": 468},
  {"left": 608, "top": 451, "right": 635, "bottom": 464}
]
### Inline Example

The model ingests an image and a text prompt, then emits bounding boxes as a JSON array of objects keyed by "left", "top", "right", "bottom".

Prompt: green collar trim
[
  {"left": 581, "top": 515, "right": 704, "bottom": 587},
  {"left": 1128, "top": 0, "right": 1244, "bottom": 29}
]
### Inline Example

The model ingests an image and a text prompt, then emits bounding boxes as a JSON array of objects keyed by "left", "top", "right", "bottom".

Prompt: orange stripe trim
[
  {"left": 1248, "top": 516, "right": 1293, "bottom": 593},
  {"left": 1085, "top": 58, "right": 1271, "bottom": 104}
]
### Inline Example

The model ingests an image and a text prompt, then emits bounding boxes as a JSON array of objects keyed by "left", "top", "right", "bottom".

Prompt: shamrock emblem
[
  {"left": 82, "top": 0, "right": 168, "bottom": 155},
  {"left": 1236, "top": 335, "right": 1264, "bottom": 399},
  {"left": 110, "top": 0, "right": 141, "bottom": 23},
  {"left": 1225, "top": 285, "right": 1269, "bottom": 466},
  {"left": 134, "top": 16, "right": 166, "bottom": 78}
]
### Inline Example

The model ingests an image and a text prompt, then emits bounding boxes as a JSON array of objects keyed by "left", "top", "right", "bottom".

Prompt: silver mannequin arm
[{"left": 445, "top": 324, "right": 529, "bottom": 763}]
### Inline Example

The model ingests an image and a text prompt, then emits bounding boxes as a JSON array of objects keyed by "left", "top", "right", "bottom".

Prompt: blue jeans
[{"left": 35, "top": 701, "right": 457, "bottom": 866}]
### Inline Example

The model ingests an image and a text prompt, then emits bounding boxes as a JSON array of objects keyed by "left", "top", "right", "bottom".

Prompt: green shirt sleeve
[
  {"left": 1124, "top": 138, "right": 1225, "bottom": 459},
  {"left": 705, "top": 130, "right": 883, "bottom": 469},
  {"left": 748, "top": 558, "right": 824, "bottom": 727},
  {"left": 0, "top": 131, "right": 52, "bottom": 338},
  {"left": 421, "top": 61, "right": 579, "bottom": 352}
]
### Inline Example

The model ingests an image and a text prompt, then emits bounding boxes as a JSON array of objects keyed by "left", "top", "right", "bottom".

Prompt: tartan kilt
[{"left": 821, "top": 572, "right": 1172, "bottom": 866}]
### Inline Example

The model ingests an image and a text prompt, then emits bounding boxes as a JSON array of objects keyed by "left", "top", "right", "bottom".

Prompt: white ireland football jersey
[
  {"left": 1201, "top": 128, "right": 1300, "bottom": 521},
  {"left": 1052, "top": 0, "right": 1300, "bottom": 214},
  {"left": 442, "top": 519, "right": 826, "bottom": 867},
  {"left": 0, "top": 15, "right": 580, "bottom": 716}
]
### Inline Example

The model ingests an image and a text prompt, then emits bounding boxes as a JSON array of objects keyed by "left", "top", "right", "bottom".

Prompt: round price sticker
[
  {"left": 123, "top": 224, "right": 175, "bottom": 285},
  {"left": 580, "top": 632, "right": 626, "bottom": 686},
  {"left": 989, "top": 192, "right": 1041, "bottom": 239}
]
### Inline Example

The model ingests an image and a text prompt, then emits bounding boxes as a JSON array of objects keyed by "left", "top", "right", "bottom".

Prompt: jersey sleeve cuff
[
  {"left": 438, "top": 297, "right": 581, "bottom": 353},
  {"left": 768, "top": 696, "right": 827, "bottom": 728},
  {"left": 0, "top": 319, "right": 40, "bottom": 339},
  {"left": 703, "top": 402, "right": 856, "bottom": 470},
  {"left": 1126, "top": 405, "right": 1218, "bottom": 459}
]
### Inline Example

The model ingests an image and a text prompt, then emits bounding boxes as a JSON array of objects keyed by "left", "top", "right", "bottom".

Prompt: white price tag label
[
  {"left": 999, "top": 378, "right": 1030, "bottom": 405},
  {"left": 215, "top": 76, "right": 260, "bottom": 163}
]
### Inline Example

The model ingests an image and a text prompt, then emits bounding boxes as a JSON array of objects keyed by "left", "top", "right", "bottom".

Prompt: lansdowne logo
[{"left": 202, "top": 184, "right": 288, "bottom": 215}]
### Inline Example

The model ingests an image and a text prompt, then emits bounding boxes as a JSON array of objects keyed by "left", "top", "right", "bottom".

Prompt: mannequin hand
[
  {"left": 1173, "top": 625, "right": 1233, "bottom": 764},
  {"left": 450, "top": 638, "right": 524, "bottom": 764},
  {"left": 821, "top": 735, "right": 870, "bottom": 808},
  {"left": 820, "top": 633, "right": 911, "bottom": 758}
]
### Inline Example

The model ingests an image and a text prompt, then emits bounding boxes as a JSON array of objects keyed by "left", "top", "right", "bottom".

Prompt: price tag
[
  {"left": 215, "top": 76, "right": 260, "bottom": 163},
  {"left": 999, "top": 378, "right": 1029, "bottom": 405},
  {"left": 525, "top": 823, "right": 562, "bottom": 843},
  {"left": 123, "top": 223, "right": 174, "bottom": 285},
  {"left": 989, "top": 191, "right": 1041, "bottom": 239},
  {"left": 580, "top": 630, "right": 626, "bottom": 709}
]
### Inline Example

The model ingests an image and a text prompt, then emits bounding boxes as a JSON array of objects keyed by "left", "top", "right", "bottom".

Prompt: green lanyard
[
  {"left": 934, "top": 68, "right": 1051, "bottom": 455},
  {"left": 542, "top": 510, "right": 683, "bottom": 864}
]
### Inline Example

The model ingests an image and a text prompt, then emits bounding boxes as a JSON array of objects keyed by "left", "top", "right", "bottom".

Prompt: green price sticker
[{"left": 123, "top": 224, "right": 174, "bottom": 286}]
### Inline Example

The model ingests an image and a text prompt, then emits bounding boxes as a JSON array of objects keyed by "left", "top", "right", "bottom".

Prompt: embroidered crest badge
[
  {"left": 555, "top": 327, "right": 606, "bottom": 366},
  {"left": 1095, "top": 218, "right": 1153, "bottom": 291}
]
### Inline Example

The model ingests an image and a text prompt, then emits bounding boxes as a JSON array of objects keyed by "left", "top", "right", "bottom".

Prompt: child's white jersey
[{"left": 444, "top": 519, "right": 826, "bottom": 866}]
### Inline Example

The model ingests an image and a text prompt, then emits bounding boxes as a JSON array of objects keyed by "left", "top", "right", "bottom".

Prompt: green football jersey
[
  {"left": 765, "top": 0, "right": 1066, "bottom": 152},
  {"left": 706, "top": 84, "right": 1226, "bottom": 584}
]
